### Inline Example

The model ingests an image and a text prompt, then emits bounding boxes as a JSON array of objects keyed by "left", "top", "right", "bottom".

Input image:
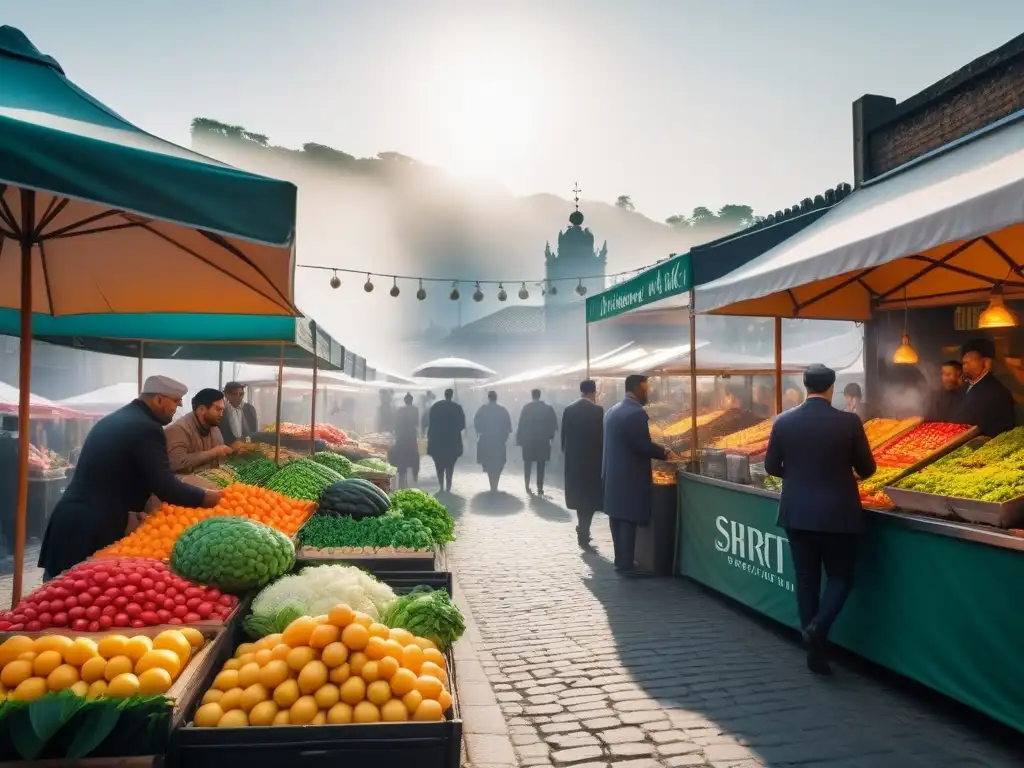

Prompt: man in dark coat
[
  {"left": 474, "top": 391, "right": 513, "bottom": 492},
  {"left": 562, "top": 380, "right": 604, "bottom": 551},
  {"left": 764, "top": 363, "right": 876, "bottom": 675},
  {"left": 388, "top": 394, "right": 421, "bottom": 489},
  {"left": 427, "top": 389, "right": 465, "bottom": 493},
  {"left": 602, "top": 375, "right": 671, "bottom": 576},
  {"left": 954, "top": 338, "right": 1016, "bottom": 437},
  {"left": 219, "top": 381, "right": 259, "bottom": 446},
  {"left": 516, "top": 389, "right": 558, "bottom": 495},
  {"left": 930, "top": 360, "right": 965, "bottom": 422},
  {"left": 38, "top": 376, "right": 221, "bottom": 579}
]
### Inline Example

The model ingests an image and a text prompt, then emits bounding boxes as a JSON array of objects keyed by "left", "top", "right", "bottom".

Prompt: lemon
[
  {"left": 240, "top": 684, "right": 269, "bottom": 713},
  {"left": 341, "top": 623, "right": 369, "bottom": 651},
  {"left": 312, "top": 711, "right": 327, "bottom": 724},
  {"left": 253, "top": 649, "right": 274, "bottom": 667},
  {"left": 124, "top": 636, "right": 153, "bottom": 664},
  {"left": 217, "top": 709, "right": 249, "bottom": 727},
  {"left": 86, "top": 680, "right": 108, "bottom": 700},
  {"left": 329, "top": 663, "right": 351, "bottom": 685},
  {"left": 201, "top": 688, "right": 224, "bottom": 705},
  {"left": 180, "top": 628, "right": 205, "bottom": 649},
  {"left": 1, "top": 659, "right": 33, "bottom": 688},
  {"left": 348, "top": 652, "right": 367, "bottom": 676},
  {"left": 402, "top": 690, "right": 423, "bottom": 714},
  {"left": 389, "top": 668, "right": 417, "bottom": 697},
  {"left": 381, "top": 698, "right": 409, "bottom": 721},
  {"left": 96, "top": 635, "right": 129, "bottom": 660},
  {"left": 64, "top": 638, "right": 99, "bottom": 667},
  {"left": 327, "top": 604, "right": 354, "bottom": 627},
  {"left": 194, "top": 702, "right": 224, "bottom": 728},
  {"left": 273, "top": 679, "right": 300, "bottom": 708},
  {"left": 388, "top": 627, "right": 414, "bottom": 646},
  {"left": 138, "top": 667, "right": 174, "bottom": 695},
  {"left": 285, "top": 646, "right": 316, "bottom": 672},
  {"left": 321, "top": 642, "right": 348, "bottom": 668},
  {"left": 367, "top": 623, "right": 389, "bottom": 640},
  {"left": 256, "top": 634, "right": 282, "bottom": 651},
  {"left": 107, "top": 673, "right": 140, "bottom": 698},
  {"left": 70, "top": 680, "right": 90, "bottom": 698},
  {"left": 366, "top": 680, "right": 392, "bottom": 707},
  {"left": 415, "top": 675, "right": 443, "bottom": 700},
  {"left": 33, "top": 635, "right": 73, "bottom": 656},
  {"left": 327, "top": 702, "right": 353, "bottom": 723},
  {"left": 218, "top": 688, "right": 244, "bottom": 712},
  {"left": 234, "top": 642, "right": 257, "bottom": 658},
  {"left": 80, "top": 656, "right": 108, "bottom": 684},
  {"left": 413, "top": 699, "right": 443, "bottom": 721},
  {"left": 382, "top": 639, "right": 405, "bottom": 661},
  {"left": 270, "top": 644, "right": 291, "bottom": 661},
  {"left": 12, "top": 677, "right": 47, "bottom": 702},
  {"left": 222, "top": 659, "right": 241, "bottom": 671},
  {"left": 32, "top": 650, "right": 63, "bottom": 678},
  {"left": 259, "top": 660, "right": 290, "bottom": 689},
  {"left": 237, "top": 662, "right": 261, "bottom": 689},
  {"left": 248, "top": 700, "right": 279, "bottom": 726},
  {"left": 360, "top": 661, "right": 380, "bottom": 683},
  {"left": 0, "top": 636, "right": 34, "bottom": 666},
  {"left": 309, "top": 624, "right": 340, "bottom": 650},
  {"left": 353, "top": 701, "right": 380, "bottom": 723},
  {"left": 282, "top": 617, "right": 317, "bottom": 648},
  {"left": 420, "top": 661, "right": 445, "bottom": 682},
  {"left": 153, "top": 631, "right": 192, "bottom": 666},
  {"left": 46, "top": 664, "right": 80, "bottom": 692},
  {"left": 272, "top": 709, "right": 290, "bottom": 726},
  {"left": 236, "top": 653, "right": 256, "bottom": 667},
  {"left": 438, "top": 689, "right": 453, "bottom": 712},
  {"left": 212, "top": 668, "right": 239, "bottom": 692},
  {"left": 314, "top": 683, "right": 340, "bottom": 710},
  {"left": 339, "top": 676, "right": 366, "bottom": 705},
  {"left": 288, "top": 695, "right": 318, "bottom": 725},
  {"left": 377, "top": 657, "right": 399, "bottom": 681},
  {"left": 297, "top": 660, "right": 328, "bottom": 695},
  {"left": 104, "top": 656, "right": 134, "bottom": 682}
]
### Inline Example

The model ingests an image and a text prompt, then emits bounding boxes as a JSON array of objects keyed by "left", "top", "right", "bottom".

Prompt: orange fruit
[
  {"left": 377, "top": 656, "right": 399, "bottom": 680},
  {"left": 321, "top": 642, "right": 348, "bottom": 668},
  {"left": 413, "top": 699, "right": 444, "bottom": 721},
  {"left": 420, "top": 661, "right": 445, "bottom": 682},
  {"left": 327, "top": 604, "right": 354, "bottom": 627},
  {"left": 364, "top": 637, "right": 387, "bottom": 661},
  {"left": 401, "top": 644, "right": 424, "bottom": 673},
  {"left": 389, "top": 668, "right": 417, "bottom": 697},
  {"left": 341, "top": 623, "right": 369, "bottom": 651},
  {"left": 402, "top": 689, "right": 423, "bottom": 714},
  {"left": 415, "top": 675, "right": 443, "bottom": 700},
  {"left": 422, "top": 648, "right": 446, "bottom": 669},
  {"left": 309, "top": 624, "right": 340, "bottom": 650}
]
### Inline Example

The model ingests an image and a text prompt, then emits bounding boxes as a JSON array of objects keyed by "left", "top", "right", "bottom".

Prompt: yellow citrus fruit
[
  {"left": 420, "top": 661, "right": 445, "bottom": 682},
  {"left": 388, "top": 627, "right": 414, "bottom": 646},
  {"left": 0, "top": 636, "right": 34, "bottom": 666},
  {"left": 259, "top": 660, "right": 291, "bottom": 689},
  {"left": 328, "top": 604, "right": 354, "bottom": 627},
  {"left": 1, "top": 659, "right": 33, "bottom": 688},
  {"left": 422, "top": 647, "right": 446, "bottom": 669},
  {"left": 86, "top": 680, "right": 108, "bottom": 700},
  {"left": 235, "top": 643, "right": 257, "bottom": 658},
  {"left": 194, "top": 703, "right": 224, "bottom": 727},
  {"left": 377, "top": 657, "right": 399, "bottom": 681},
  {"left": 314, "top": 683, "right": 340, "bottom": 710},
  {"left": 64, "top": 638, "right": 99, "bottom": 667},
  {"left": 138, "top": 667, "right": 173, "bottom": 695},
  {"left": 70, "top": 680, "right": 90, "bottom": 698},
  {"left": 381, "top": 639, "right": 405, "bottom": 661},
  {"left": 341, "top": 623, "right": 369, "bottom": 651},
  {"left": 438, "top": 689, "right": 453, "bottom": 712},
  {"left": 222, "top": 659, "right": 241, "bottom": 671},
  {"left": 33, "top": 650, "right": 64, "bottom": 678},
  {"left": 329, "top": 663, "right": 351, "bottom": 685},
  {"left": 17, "top": 652, "right": 36, "bottom": 663},
  {"left": 413, "top": 699, "right": 444, "bottom": 721},
  {"left": 236, "top": 653, "right": 256, "bottom": 667},
  {"left": 212, "top": 668, "right": 240, "bottom": 692},
  {"left": 273, "top": 679, "right": 300, "bottom": 708},
  {"left": 309, "top": 624, "right": 340, "bottom": 650},
  {"left": 33, "top": 635, "right": 73, "bottom": 655},
  {"left": 360, "top": 660, "right": 380, "bottom": 683},
  {"left": 272, "top": 710, "right": 290, "bottom": 726},
  {"left": 80, "top": 656, "right": 108, "bottom": 684},
  {"left": 46, "top": 664, "right": 80, "bottom": 692},
  {"left": 137, "top": 649, "right": 181, "bottom": 679},
  {"left": 254, "top": 649, "right": 274, "bottom": 667},
  {"left": 326, "top": 702, "right": 353, "bottom": 724},
  {"left": 237, "top": 662, "right": 262, "bottom": 689},
  {"left": 353, "top": 701, "right": 380, "bottom": 723},
  {"left": 339, "top": 676, "right": 366, "bottom": 705},
  {"left": 281, "top": 617, "right": 317, "bottom": 648},
  {"left": 288, "top": 695, "right": 318, "bottom": 725},
  {"left": 312, "top": 711, "right": 327, "bottom": 725},
  {"left": 389, "top": 668, "right": 417, "bottom": 697},
  {"left": 402, "top": 690, "right": 423, "bottom": 714},
  {"left": 367, "top": 623, "right": 390, "bottom": 640},
  {"left": 381, "top": 698, "right": 409, "bottom": 721},
  {"left": 218, "top": 688, "right": 244, "bottom": 712},
  {"left": 298, "top": 660, "right": 328, "bottom": 695},
  {"left": 153, "top": 631, "right": 191, "bottom": 666},
  {"left": 348, "top": 652, "right": 368, "bottom": 676},
  {"left": 401, "top": 644, "right": 424, "bottom": 673},
  {"left": 414, "top": 637, "right": 438, "bottom": 651},
  {"left": 180, "top": 627, "right": 205, "bottom": 649},
  {"left": 270, "top": 644, "right": 292, "bottom": 662},
  {"left": 97, "top": 635, "right": 129, "bottom": 660},
  {"left": 248, "top": 700, "right": 279, "bottom": 726},
  {"left": 201, "top": 688, "right": 224, "bottom": 705},
  {"left": 366, "top": 680, "right": 391, "bottom": 707},
  {"left": 286, "top": 646, "right": 317, "bottom": 672},
  {"left": 12, "top": 677, "right": 47, "bottom": 702},
  {"left": 240, "top": 683, "right": 269, "bottom": 713},
  {"left": 217, "top": 709, "right": 249, "bottom": 727},
  {"left": 107, "top": 672, "right": 141, "bottom": 698},
  {"left": 351, "top": 612, "right": 373, "bottom": 628},
  {"left": 257, "top": 633, "right": 282, "bottom": 651},
  {"left": 364, "top": 637, "right": 387, "bottom": 661},
  {"left": 124, "top": 636, "right": 153, "bottom": 664},
  {"left": 321, "top": 642, "right": 348, "bottom": 668},
  {"left": 415, "top": 675, "right": 443, "bottom": 700},
  {"left": 104, "top": 656, "right": 134, "bottom": 682}
]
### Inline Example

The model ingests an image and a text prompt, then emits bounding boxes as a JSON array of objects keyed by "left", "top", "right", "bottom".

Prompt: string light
[
  {"left": 575, "top": 279, "right": 587, "bottom": 296},
  {"left": 548, "top": 280, "right": 558, "bottom": 296},
  {"left": 363, "top": 274, "right": 374, "bottom": 292},
  {"left": 389, "top": 277, "right": 400, "bottom": 297},
  {"left": 416, "top": 279, "right": 426, "bottom": 301},
  {"left": 329, "top": 271, "right": 341, "bottom": 289},
  {"left": 449, "top": 281, "right": 460, "bottom": 301},
  {"left": 498, "top": 283, "right": 507, "bottom": 302},
  {"left": 518, "top": 282, "right": 529, "bottom": 300},
  {"left": 473, "top": 282, "right": 484, "bottom": 302}
]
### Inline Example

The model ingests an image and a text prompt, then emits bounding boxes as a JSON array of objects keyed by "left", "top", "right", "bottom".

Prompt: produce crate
[
  {"left": 355, "top": 471, "right": 395, "bottom": 494},
  {"left": 295, "top": 547, "right": 438, "bottom": 573},
  {"left": 170, "top": 573, "right": 460, "bottom": 768},
  {"left": 882, "top": 487, "right": 959, "bottom": 519},
  {"left": 872, "top": 424, "right": 979, "bottom": 473},
  {"left": 943, "top": 495, "right": 1024, "bottom": 528}
]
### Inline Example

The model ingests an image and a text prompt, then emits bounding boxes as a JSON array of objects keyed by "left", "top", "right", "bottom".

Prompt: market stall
[{"left": 683, "top": 112, "right": 1024, "bottom": 733}]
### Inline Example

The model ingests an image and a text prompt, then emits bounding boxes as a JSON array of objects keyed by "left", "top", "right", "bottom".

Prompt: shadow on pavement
[
  {"left": 467, "top": 491, "right": 524, "bottom": 516},
  {"left": 529, "top": 494, "right": 572, "bottom": 522}
]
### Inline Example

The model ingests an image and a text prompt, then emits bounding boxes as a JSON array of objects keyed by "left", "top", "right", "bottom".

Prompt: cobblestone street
[{"left": 436, "top": 463, "right": 1023, "bottom": 768}]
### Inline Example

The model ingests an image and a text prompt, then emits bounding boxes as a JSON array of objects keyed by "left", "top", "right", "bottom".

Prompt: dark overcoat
[
  {"left": 602, "top": 398, "right": 666, "bottom": 524},
  {"left": 516, "top": 400, "right": 558, "bottom": 463},
  {"left": 387, "top": 405, "right": 421, "bottom": 473},
  {"left": 953, "top": 373, "right": 1017, "bottom": 438},
  {"left": 473, "top": 402, "right": 512, "bottom": 473},
  {"left": 561, "top": 397, "right": 604, "bottom": 511},
  {"left": 764, "top": 397, "right": 876, "bottom": 534},
  {"left": 38, "top": 400, "right": 207, "bottom": 576},
  {"left": 219, "top": 402, "right": 258, "bottom": 445},
  {"left": 427, "top": 399, "right": 466, "bottom": 464}
]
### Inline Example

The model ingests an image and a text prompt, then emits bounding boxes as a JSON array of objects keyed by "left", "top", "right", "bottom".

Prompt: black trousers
[
  {"left": 608, "top": 517, "right": 637, "bottom": 570},
  {"left": 576, "top": 510, "right": 595, "bottom": 542},
  {"left": 524, "top": 460, "right": 546, "bottom": 490},
  {"left": 786, "top": 529, "right": 858, "bottom": 638},
  {"left": 433, "top": 459, "right": 455, "bottom": 491},
  {"left": 486, "top": 469, "right": 502, "bottom": 491}
]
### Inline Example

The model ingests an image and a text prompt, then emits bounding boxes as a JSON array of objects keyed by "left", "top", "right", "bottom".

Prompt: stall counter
[{"left": 676, "top": 470, "right": 1024, "bottom": 735}]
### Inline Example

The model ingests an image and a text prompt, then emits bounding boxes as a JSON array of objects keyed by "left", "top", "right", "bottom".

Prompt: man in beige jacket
[{"left": 164, "top": 388, "right": 235, "bottom": 474}]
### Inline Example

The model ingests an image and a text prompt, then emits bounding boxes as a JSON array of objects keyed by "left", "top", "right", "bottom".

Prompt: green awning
[{"left": 586, "top": 253, "right": 692, "bottom": 323}]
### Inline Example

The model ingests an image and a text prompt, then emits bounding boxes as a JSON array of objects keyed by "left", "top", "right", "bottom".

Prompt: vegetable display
[
  {"left": 311, "top": 451, "right": 355, "bottom": 478},
  {"left": 193, "top": 604, "right": 451, "bottom": 728},
  {"left": 896, "top": 427, "right": 1024, "bottom": 502},
  {"left": 355, "top": 457, "right": 397, "bottom": 475},
  {"left": 863, "top": 417, "right": 923, "bottom": 451},
  {"left": 242, "top": 565, "right": 396, "bottom": 638},
  {"left": 873, "top": 422, "right": 973, "bottom": 468},
  {"left": 297, "top": 514, "right": 435, "bottom": 553},
  {"left": 0, "top": 559, "right": 237, "bottom": 632},
  {"left": 170, "top": 517, "right": 295, "bottom": 594},
  {"left": 195, "top": 466, "right": 237, "bottom": 488},
  {"left": 389, "top": 489, "right": 455, "bottom": 544},
  {"left": 95, "top": 484, "right": 313, "bottom": 560},
  {"left": 857, "top": 466, "right": 904, "bottom": 510},
  {"left": 319, "top": 479, "right": 391, "bottom": 519},
  {"left": 710, "top": 418, "right": 773, "bottom": 456},
  {"left": 263, "top": 423, "right": 349, "bottom": 445},
  {"left": 380, "top": 587, "right": 465, "bottom": 652},
  {"left": 265, "top": 459, "right": 344, "bottom": 502},
  {"left": 233, "top": 457, "right": 280, "bottom": 487}
]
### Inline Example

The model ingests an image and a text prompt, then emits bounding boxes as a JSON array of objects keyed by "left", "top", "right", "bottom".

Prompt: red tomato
[
  {"left": 113, "top": 574, "right": 127, "bottom": 588},
  {"left": 217, "top": 594, "right": 235, "bottom": 607},
  {"left": 206, "top": 588, "right": 222, "bottom": 600},
  {"left": 37, "top": 600, "right": 51, "bottom": 613},
  {"left": 156, "top": 609, "right": 171, "bottom": 622},
  {"left": 87, "top": 620, "right": 101, "bottom": 632},
  {"left": 87, "top": 586, "right": 102, "bottom": 597},
  {"left": 186, "top": 597, "right": 201, "bottom": 610},
  {"left": 85, "top": 605, "right": 102, "bottom": 620},
  {"left": 64, "top": 595, "right": 78, "bottom": 609},
  {"left": 98, "top": 615, "right": 114, "bottom": 629},
  {"left": 167, "top": 617, "right": 183, "bottom": 625},
  {"left": 77, "top": 593, "right": 93, "bottom": 608},
  {"left": 172, "top": 605, "right": 188, "bottom": 618},
  {"left": 71, "top": 619, "right": 89, "bottom": 631},
  {"left": 125, "top": 603, "right": 142, "bottom": 618},
  {"left": 162, "top": 598, "right": 176, "bottom": 611},
  {"left": 140, "top": 611, "right": 159, "bottom": 624},
  {"left": 92, "top": 572, "right": 109, "bottom": 585},
  {"left": 0, "top": 621, "right": 10, "bottom": 631},
  {"left": 94, "top": 595, "right": 111, "bottom": 609},
  {"left": 127, "top": 572, "right": 143, "bottom": 585},
  {"left": 130, "top": 619, "right": 146, "bottom": 628},
  {"left": 165, "top": 587, "right": 178, "bottom": 599},
  {"left": 49, "top": 599, "right": 65, "bottom": 613},
  {"left": 22, "top": 607, "right": 37, "bottom": 621},
  {"left": 153, "top": 581, "right": 167, "bottom": 593},
  {"left": 38, "top": 612, "right": 52, "bottom": 625},
  {"left": 101, "top": 605, "right": 118, "bottom": 618},
  {"left": 72, "top": 579, "right": 89, "bottom": 593},
  {"left": 113, "top": 596, "right": 129, "bottom": 609},
  {"left": 122, "top": 585, "right": 138, "bottom": 596},
  {"left": 68, "top": 606, "right": 86, "bottom": 620},
  {"left": 53, "top": 586, "right": 70, "bottom": 599},
  {"left": 52, "top": 612, "right": 68, "bottom": 627},
  {"left": 185, "top": 587, "right": 202, "bottom": 599},
  {"left": 196, "top": 602, "right": 213, "bottom": 618},
  {"left": 184, "top": 612, "right": 201, "bottom": 623},
  {"left": 26, "top": 620, "right": 42, "bottom": 632},
  {"left": 113, "top": 613, "right": 130, "bottom": 627}
]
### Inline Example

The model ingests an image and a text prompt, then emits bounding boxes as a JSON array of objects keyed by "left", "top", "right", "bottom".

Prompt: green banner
[{"left": 586, "top": 253, "right": 692, "bottom": 323}]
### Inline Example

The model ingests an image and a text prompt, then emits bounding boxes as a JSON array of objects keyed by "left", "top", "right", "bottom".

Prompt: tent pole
[
  {"left": 688, "top": 288, "right": 697, "bottom": 472},
  {"left": 774, "top": 317, "right": 783, "bottom": 415},
  {"left": 275, "top": 343, "right": 284, "bottom": 465},
  {"left": 13, "top": 190, "right": 36, "bottom": 608},
  {"left": 310, "top": 323, "right": 318, "bottom": 456},
  {"left": 137, "top": 341, "right": 144, "bottom": 395},
  {"left": 218, "top": 361, "right": 224, "bottom": 390},
  {"left": 585, "top": 323, "right": 591, "bottom": 379}
]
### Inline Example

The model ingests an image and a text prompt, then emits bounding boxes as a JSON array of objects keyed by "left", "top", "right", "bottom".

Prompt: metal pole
[
  {"left": 310, "top": 323, "right": 318, "bottom": 456},
  {"left": 688, "top": 288, "right": 698, "bottom": 472},
  {"left": 13, "top": 191, "right": 36, "bottom": 607},
  {"left": 274, "top": 343, "right": 284, "bottom": 465},
  {"left": 218, "top": 361, "right": 224, "bottom": 390},
  {"left": 585, "top": 323, "right": 591, "bottom": 379},
  {"left": 774, "top": 317, "right": 783, "bottom": 415},
  {"left": 137, "top": 341, "right": 144, "bottom": 395}
]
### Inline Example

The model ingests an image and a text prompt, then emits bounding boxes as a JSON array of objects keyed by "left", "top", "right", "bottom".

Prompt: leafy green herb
[
  {"left": 390, "top": 489, "right": 455, "bottom": 544},
  {"left": 297, "top": 513, "right": 435, "bottom": 550},
  {"left": 380, "top": 586, "right": 465, "bottom": 651}
]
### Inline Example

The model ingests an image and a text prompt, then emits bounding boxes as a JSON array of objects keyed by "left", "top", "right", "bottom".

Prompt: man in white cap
[{"left": 38, "top": 375, "right": 221, "bottom": 578}]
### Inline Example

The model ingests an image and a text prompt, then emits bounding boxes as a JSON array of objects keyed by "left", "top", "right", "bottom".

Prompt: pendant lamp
[
  {"left": 893, "top": 288, "right": 918, "bottom": 365},
  {"left": 978, "top": 282, "right": 1019, "bottom": 329}
]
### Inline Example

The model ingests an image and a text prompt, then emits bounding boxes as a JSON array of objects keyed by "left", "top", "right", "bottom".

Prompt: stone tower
[{"left": 543, "top": 184, "right": 608, "bottom": 308}]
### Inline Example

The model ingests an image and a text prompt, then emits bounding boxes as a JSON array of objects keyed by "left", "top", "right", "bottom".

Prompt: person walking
[
  {"left": 602, "top": 375, "right": 671, "bottom": 576},
  {"left": 426, "top": 389, "right": 465, "bottom": 493},
  {"left": 764, "top": 363, "right": 876, "bottom": 675},
  {"left": 473, "top": 391, "right": 513, "bottom": 492},
  {"left": 388, "top": 394, "right": 421, "bottom": 488},
  {"left": 516, "top": 389, "right": 558, "bottom": 495},
  {"left": 561, "top": 380, "right": 604, "bottom": 551}
]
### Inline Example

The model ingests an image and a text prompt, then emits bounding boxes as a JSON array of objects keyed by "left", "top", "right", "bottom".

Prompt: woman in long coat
[
  {"left": 473, "top": 392, "right": 513, "bottom": 492},
  {"left": 388, "top": 394, "right": 421, "bottom": 488}
]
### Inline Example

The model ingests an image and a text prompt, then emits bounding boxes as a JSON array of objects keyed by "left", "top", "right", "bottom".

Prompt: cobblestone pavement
[
  {"left": 435, "top": 465, "right": 1023, "bottom": 768},
  {"left": 0, "top": 540, "right": 44, "bottom": 608}
]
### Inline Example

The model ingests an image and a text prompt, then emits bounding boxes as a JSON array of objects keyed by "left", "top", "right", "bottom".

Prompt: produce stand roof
[{"left": 694, "top": 114, "right": 1024, "bottom": 319}]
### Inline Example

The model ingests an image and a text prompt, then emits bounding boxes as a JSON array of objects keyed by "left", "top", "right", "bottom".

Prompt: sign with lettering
[{"left": 585, "top": 253, "right": 692, "bottom": 323}]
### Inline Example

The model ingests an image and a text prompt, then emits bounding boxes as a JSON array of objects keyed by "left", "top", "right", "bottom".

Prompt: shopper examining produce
[
  {"left": 38, "top": 376, "right": 220, "bottom": 579},
  {"left": 930, "top": 360, "right": 965, "bottom": 422},
  {"left": 764, "top": 363, "right": 875, "bottom": 676},
  {"left": 220, "top": 381, "right": 258, "bottom": 445},
  {"left": 165, "top": 388, "right": 234, "bottom": 474},
  {"left": 954, "top": 338, "right": 1016, "bottom": 438}
]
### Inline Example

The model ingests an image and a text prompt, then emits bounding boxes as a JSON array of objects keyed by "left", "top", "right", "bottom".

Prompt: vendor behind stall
[
  {"left": 220, "top": 381, "right": 258, "bottom": 445},
  {"left": 38, "top": 376, "right": 220, "bottom": 578},
  {"left": 930, "top": 360, "right": 965, "bottom": 422},
  {"left": 165, "top": 388, "right": 234, "bottom": 474},
  {"left": 954, "top": 338, "right": 1016, "bottom": 438}
]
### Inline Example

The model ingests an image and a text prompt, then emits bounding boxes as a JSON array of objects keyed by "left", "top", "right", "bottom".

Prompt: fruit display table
[{"left": 676, "top": 470, "right": 1024, "bottom": 735}]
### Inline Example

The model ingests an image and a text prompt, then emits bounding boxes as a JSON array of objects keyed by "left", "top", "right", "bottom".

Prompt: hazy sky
[{"left": 6, "top": 1, "right": 1023, "bottom": 223}]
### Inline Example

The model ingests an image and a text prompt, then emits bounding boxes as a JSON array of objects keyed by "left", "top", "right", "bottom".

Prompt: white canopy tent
[{"left": 58, "top": 382, "right": 140, "bottom": 414}]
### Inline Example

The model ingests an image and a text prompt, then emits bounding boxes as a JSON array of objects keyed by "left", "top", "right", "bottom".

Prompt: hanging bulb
[
  {"left": 363, "top": 274, "right": 374, "bottom": 292},
  {"left": 575, "top": 279, "right": 587, "bottom": 296},
  {"left": 518, "top": 282, "right": 529, "bottom": 300},
  {"left": 449, "top": 281, "right": 460, "bottom": 301},
  {"left": 497, "top": 283, "right": 508, "bottom": 302},
  {"left": 416, "top": 279, "right": 427, "bottom": 301},
  {"left": 329, "top": 271, "right": 341, "bottom": 289},
  {"left": 893, "top": 334, "right": 919, "bottom": 365},
  {"left": 978, "top": 283, "right": 1019, "bottom": 329},
  {"left": 473, "top": 282, "right": 484, "bottom": 302},
  {"left": 549, "top": 281, "right": 558, "bottom": 296},
  {"left": 389, "top": 277, "right": 400, "bottom": 298}
]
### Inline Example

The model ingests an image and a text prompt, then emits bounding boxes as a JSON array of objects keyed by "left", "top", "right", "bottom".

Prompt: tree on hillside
[
  {"left": 717, "top": 204, "right": 757, "bottom": 229},
  {"left": 665, "top": 204, "right": 759, "bottom": 232},
  {"left": 665, "top": 214, "right": 691, "bottom": 230},
  {"left": 690, "top": 206, "right": 717, "bottom": 227},
  {"left": 615, "top": 195, "right": 635, "bottom": 212}
]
